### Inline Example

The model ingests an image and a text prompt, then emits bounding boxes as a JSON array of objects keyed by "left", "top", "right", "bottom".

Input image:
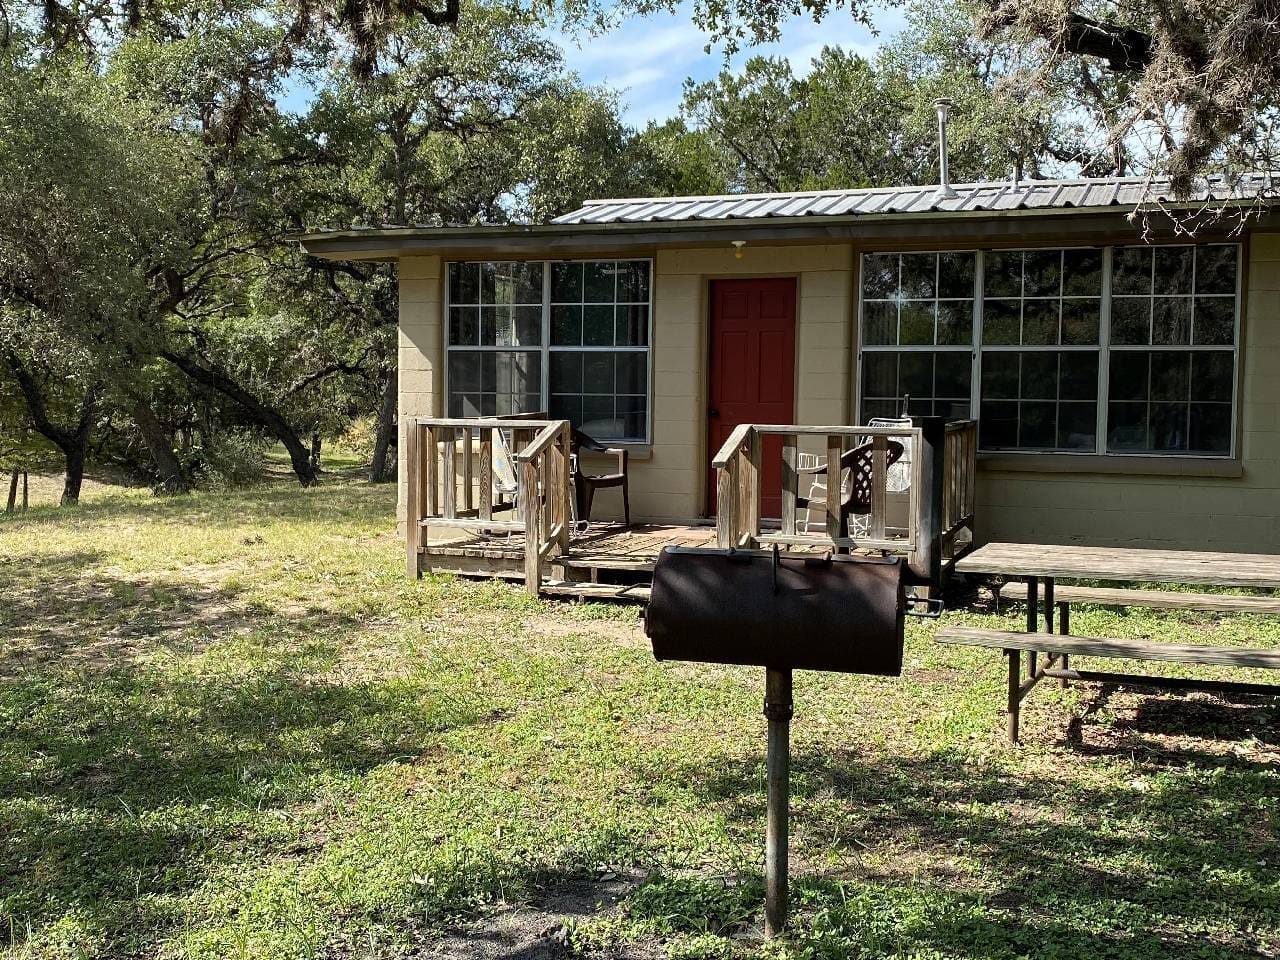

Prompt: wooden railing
[
  {"left": 941, "top": 419, "right": 979, "bottom": 565},
  {"left": 404, "top": 416, "right": 572, "bottom": 593},
  {"left": 712, "top": 418, "right": 979, "bottom": 584}
]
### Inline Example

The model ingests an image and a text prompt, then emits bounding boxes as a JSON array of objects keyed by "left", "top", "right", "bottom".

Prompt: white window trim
[
  {"left": 855, "top": 244, "right": 1242, "bottom": 460},
  {"left": 444, "top": 258, "right": 655, "bottom": 444}
]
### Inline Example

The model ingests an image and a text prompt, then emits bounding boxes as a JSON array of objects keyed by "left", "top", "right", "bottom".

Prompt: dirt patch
[
  {"left": 403, "top": 871, "right": 658, "bottom": 959},
  {"left": 1053, "top": 685, "right": 1280, "bottom": 766},
  {"left": 524, "top": 614, "right": 648, "bottom": 652}
]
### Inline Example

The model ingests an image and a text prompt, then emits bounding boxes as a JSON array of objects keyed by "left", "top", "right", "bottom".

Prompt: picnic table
[{"left": 940, "top": 542, "right": 1280, "bottom": 743}]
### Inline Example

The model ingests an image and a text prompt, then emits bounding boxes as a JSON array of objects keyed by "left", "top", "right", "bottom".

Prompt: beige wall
[
  {"left": 396, "top": 255, "right": 443, "bottom": 527},
  {"left": 974, "top": 234, "right": 1280, "bottom": 552},
  {"left": 395, "top": 234, "right": 1280, "bottom": 552},
  {"left": 602, "top": 243, "right": 855, "bottom": 521}
]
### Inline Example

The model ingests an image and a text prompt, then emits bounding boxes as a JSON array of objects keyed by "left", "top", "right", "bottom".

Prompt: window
[
  {"left": 549, "top": 261, "right": 650, "bottom": 441},
  {"left": 857, "top": 244, "right": 1240, "bottom": 457},
  {"left": 447, "top": 262, "right": 543, "bottom": 418},
  {"left": 1106, "top": 245, "right": 1238, "bottom": 454},
  {"left": 446, "top": 259, "right": 652, "bottom": 441},
  {"left": 979, "top": 249, "right": 1103, "bottom": 451},
  {"left": 860, "top": 252, "right": 975, "bottom": 420}
]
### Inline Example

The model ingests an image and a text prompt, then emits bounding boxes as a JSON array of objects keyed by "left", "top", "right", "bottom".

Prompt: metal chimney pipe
[{"left": 934, "top": 98, "right": 958, "bottom": 200}]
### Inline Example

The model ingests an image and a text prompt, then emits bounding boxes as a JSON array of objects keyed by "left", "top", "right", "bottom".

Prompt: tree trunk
[
  {"left": 370, "top": 370, "right": 397, "bottom": 483},
  {"left": 161, "top": 350, "right": 317, "bottom": 486},
  {"left": 62, "top": 447, "right": 86, "bottom": 506},
  {"left": 133, "top": 399, "right": 190, "bottom": 495},
  {"left": 1, "top": 349, "right": 98, "bottom": 507},
  {"left": 310, "top": 432, "right": 323, "bottom": 474},
  {"left": 5, "top": 470, "right": 16, "bottom": 513}
]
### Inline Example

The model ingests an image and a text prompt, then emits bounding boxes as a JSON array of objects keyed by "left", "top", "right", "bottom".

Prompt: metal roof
[{"left": 550, "top": 174, "right": 1277, "bottom": 226}]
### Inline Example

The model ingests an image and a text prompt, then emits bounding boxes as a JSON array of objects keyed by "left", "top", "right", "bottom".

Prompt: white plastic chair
[
  {"left": 798, "top": 450, "right": 848, "bottom": 535},
  {"left": 492, "top": 428, "right": 588, "bottom": 537}
]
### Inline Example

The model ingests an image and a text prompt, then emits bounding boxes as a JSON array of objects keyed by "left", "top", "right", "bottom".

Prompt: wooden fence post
[
  {"left": 405, "top": 422, "right": 422, "bottom": 578},
  {"left": 521, "top": 457, "right": 541, "bottom": 594},
  {"left": 557, "top": 424, "right": 572, "bottom": 556},
  {"left": 909, "top": 416, "right": 945, "bottom": 586},
  {"left": 781, "top": 436, "right": 798, "bottom": 537},
  {"left": 742, "top": 429, "right": 761, "bottom": 547},
  {"left": 716, "top": 456, "right": 740, "bottom": 548},
  {"left": 825, "top": 434, "right": 842, "bottom": 539}
]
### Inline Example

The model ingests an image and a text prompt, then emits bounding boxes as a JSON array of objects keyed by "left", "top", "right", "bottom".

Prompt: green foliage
[
  {"left": 1, "top": 0, "right": 692, "bottom": 495},
  {"left": 0, "top": 41, "right": 197, "bottom": 340},
  {"left": 680, "top": 2, "right": 1082, "bottom": 193}
]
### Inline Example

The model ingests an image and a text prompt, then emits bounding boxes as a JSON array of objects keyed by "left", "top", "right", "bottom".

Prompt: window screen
[
  {"left": 1106, "top": 245, "right": 1237, "bottom": 454},
  {"left": 979, "top": 249, "right": 1103, "bottom": 451}
]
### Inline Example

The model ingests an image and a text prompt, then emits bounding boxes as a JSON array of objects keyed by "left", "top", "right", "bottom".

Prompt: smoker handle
[{"left": 905, "top": 597, "right": 945, "bottom": 619}]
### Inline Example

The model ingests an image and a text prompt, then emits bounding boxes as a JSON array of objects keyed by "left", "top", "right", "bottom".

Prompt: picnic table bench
[{"left": 943, "top": 543, "right": 1280, "bottom": 744}]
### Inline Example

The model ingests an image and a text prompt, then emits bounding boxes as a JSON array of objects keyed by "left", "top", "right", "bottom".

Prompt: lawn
[{"left": 2, "top": 470, "right": 1277, "bottom": 960}]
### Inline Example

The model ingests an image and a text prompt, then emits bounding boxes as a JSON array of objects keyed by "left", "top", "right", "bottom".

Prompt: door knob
[{"left": 709, "top": 408, "right": 720, "bottom": 417}]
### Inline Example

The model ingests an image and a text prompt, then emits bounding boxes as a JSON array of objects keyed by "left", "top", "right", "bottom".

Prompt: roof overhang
[{"left": 297, "top": 202, "right": 1280, "bottom": 262}]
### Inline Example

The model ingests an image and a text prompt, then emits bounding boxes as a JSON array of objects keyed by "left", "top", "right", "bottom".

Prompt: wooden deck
[
  {"left": 404, "top": 415, "right": 979, "bottom": 599},
  {"left": 423, "top": 521, "right": 719, "bottom": 599}
]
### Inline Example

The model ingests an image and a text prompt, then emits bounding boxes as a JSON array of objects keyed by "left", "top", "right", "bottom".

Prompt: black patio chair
[
  {"left": 571, "top": 428, "right": 630, "bottom": 527},
  {"left": 794, "top": 438, "right": 904, "bottom": 539}
]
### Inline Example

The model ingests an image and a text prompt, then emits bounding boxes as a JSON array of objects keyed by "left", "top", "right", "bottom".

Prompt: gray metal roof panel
[{"left": 494, "top": 174, "right": 1280, "bottom": 228}]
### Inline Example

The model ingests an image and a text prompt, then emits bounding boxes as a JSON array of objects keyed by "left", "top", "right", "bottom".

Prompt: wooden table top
[{"left": 956, "top": 542, "right": 1280, "bottom": 589}]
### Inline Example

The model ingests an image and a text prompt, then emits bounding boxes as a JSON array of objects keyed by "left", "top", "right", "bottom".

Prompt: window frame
[
  {"left": 857, "top": 250, "right": 980, "bottom": 421},
  {"left": 855, "top": 244, "right": 1243, "bottom": 460},
  {"left": 443, "top": 258, "right": 655, "bottom": 444}
]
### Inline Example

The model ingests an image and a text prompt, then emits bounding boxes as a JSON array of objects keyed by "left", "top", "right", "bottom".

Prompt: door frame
[{"left": 702, "top": 274, "right": 801, "bottom": 517}]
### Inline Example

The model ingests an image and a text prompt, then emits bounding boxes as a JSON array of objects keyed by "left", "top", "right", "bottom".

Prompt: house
[{"left": 299, "top": 174, "right": 1280, "bottom": 564}]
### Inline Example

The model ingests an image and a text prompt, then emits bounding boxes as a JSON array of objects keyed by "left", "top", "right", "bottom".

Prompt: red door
[{"left": 707, "top": 278, "right": 797, "bottom": 518}]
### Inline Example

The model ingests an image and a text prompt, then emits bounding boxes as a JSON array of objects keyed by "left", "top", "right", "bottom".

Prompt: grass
[{"left": 1, "top": 467, "right": 1277, "bottom": 959}]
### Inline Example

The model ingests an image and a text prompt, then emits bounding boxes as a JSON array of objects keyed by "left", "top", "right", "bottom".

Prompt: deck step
[
  {"left": 559, "top": 553, "right": 659, "bottom": 572},
  {"left": 997, "top": 582, "right": 1280, "bottom": 615},
  {"left": 540, "top": 581, "right": 652, "bottom": 602}
]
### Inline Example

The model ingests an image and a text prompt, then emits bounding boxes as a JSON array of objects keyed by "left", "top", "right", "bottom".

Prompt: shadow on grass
[
  {"left": 0, "top": 555, "right": 496, "bottom": 955},
  {"left": 652, "top": 731, "right": 1279, "bottom": 959},
  {"left": 0, "top": 547, "right": 268, "bottom": 668},
  {"left": 0, "top": 475, "right": 395, "bottom": 534}
]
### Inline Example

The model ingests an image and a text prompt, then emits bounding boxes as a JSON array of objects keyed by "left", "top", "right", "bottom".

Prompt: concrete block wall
[
  {"left": 597, "top": 243, "right": 855, "bottom": 521},
  {"left": 396, "top": 255, "right": 443, "bottom": 529},
  {"left": 974, "top": 234, "right": 1280, "bottom": 552},
  {"left": 392, "top": 236, "right": 1279, "bottom": 551}
]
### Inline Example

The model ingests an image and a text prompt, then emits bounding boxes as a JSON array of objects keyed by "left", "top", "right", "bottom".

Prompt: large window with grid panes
[
  {"left": 446, "top": 259, "right": 651, "bottom": 442},
  {"left": 857, "top": 244, "right": 1240, "bottom": 457}
]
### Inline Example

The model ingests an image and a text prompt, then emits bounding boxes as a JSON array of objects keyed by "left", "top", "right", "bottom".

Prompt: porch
[{"left": 404, "top": 415, "right": 978, "bottom": 600}]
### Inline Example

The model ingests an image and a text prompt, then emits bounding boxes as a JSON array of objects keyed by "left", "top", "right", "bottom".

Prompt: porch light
[{"left": 732, "top": 240, "right": 746, "bottom": 259}]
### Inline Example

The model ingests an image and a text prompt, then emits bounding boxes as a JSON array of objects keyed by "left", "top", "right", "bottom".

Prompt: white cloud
[{"left": 551, "top": 1, "right": 907, "bottom": 128}]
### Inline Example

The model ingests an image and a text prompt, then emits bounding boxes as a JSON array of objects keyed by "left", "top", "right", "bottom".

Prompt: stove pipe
[{"left": 934, "top": 98, "right": 958, "bottom": 201}]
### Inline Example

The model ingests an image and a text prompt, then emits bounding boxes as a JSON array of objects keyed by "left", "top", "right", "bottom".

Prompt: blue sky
[
  {"left": 279, "top": 3, "right": 906, "bottom": 127},
  {"left": 552, "top": 1, "right": 907, "bottom": 127}
]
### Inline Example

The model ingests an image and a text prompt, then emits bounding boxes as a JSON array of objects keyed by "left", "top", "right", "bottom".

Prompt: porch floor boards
[{"left": 421, "top": 521, "right": 720, "bottom": 591}]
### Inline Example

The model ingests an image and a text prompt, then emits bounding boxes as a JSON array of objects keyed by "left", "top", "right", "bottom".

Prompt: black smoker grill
[{"left": 645, "top": 546, "right": 930, "bottom": 936}]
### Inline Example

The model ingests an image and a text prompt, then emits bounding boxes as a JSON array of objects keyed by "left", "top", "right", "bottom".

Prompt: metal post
[
  {"left": 764, "top": 667, "right": 793, "bottom": 937},
  {"left": 1006, "top": 649, "right": 1020, "bottom": 745},
  {"left": 1025, "top": 575, "right": 1038, "bottom": 681},
  {"left": 1059, "top": 601, "right": 1071, "bottom": 688}
]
